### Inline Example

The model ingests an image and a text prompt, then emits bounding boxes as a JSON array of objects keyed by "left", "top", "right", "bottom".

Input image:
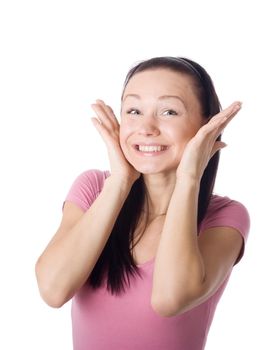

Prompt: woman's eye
[
  {"left": 127, "top": 108, "right": 140, "bottom": 115},
  {"left": 125, "top": 108, "right": 178, "bottom": 116},
  {"left": 162, "top": 109, "right": 178, "bottom": 116}
]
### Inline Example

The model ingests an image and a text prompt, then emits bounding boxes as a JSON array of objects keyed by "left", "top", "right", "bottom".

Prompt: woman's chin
[{"left": 132, "top": 163, "right": 173, "bottom": 175}]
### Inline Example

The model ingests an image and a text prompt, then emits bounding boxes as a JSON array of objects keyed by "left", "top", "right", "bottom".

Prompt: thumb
[{"left": 210, "top": 141, "right": 227, "bottom": 158}]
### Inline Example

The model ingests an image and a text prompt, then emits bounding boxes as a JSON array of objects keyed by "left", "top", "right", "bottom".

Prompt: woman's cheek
[
  {"left": 119, "top": 131, "right": 132, "bottom": 162},
  {"left": 119, "top": 123, "right": 134, "bottom": 149}
]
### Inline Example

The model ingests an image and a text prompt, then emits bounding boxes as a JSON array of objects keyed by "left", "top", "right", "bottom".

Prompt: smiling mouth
[
  {"left": 133, "top": 145, "right": 169, "bottom": 153},
  {"left": 133, "top": 145, "right": 169, "bottom": 157}
]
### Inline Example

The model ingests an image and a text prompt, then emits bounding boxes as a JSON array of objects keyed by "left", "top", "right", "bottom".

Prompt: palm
[
  {"left": 91, "top": 99, "right": 140, "bottom": 184},
  {"left": 176, "top": 102, "right": 242, "bottom": 181}
]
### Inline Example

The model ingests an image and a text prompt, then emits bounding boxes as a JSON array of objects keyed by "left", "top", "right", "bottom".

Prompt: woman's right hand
[{"left": 91, "top": 99, "right": 141, "bottom": 185}]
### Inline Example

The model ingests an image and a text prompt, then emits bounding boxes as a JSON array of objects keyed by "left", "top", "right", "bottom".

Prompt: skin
[
  {"left": 35, "top": 66, "right": 243, "bottom": 312},
  {"left": 119, "top": 69, "right": 204, "bottom": 215},
  {"left": 91, "top": 68, "right": 243, "bottom": 317},
  {"left": 91, "top": 68, "right": 234, "bottom": 215}
]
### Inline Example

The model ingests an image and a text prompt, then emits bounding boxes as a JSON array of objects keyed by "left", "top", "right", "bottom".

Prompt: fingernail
[{"left": 234, "top": 102, "right": 242, "bottom": 111}]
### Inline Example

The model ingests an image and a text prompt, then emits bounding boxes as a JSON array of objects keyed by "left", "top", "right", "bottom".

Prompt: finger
[
  {"left": 203, "top": 102, "right": 242, "bottom": 138},
  {"left": 220, "top": 103, "right": 242, "bottom": 128},
  {"left": 91, "top": 103, "right": 116, "bottom": 132},
  {"left": 90, "top": 117, "right": 114, "bottom": 148},
  {"left": 210, "top": 141, "right": 227, "bottom": 158},
  {"left": 95, "top": 99, "right": 119, "bottom": 127},
  {"left": 106, "top": 105, "right": 120, "bottom": 125},
  {"left": 208, "top": 102, "right": 242, "bottom": 125},
  {"left": 213, "top": 107, "right": 241, "bottom": 139}
]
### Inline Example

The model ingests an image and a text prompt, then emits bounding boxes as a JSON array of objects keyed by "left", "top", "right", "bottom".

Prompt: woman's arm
[
  {"left": 35, "top": 176, "right": 133, "bottom": 308},
  {"left": 151, "top": 176, "right": 243, "bottom": 317},
  {"left": 151, "top": 102, "right": 243, "bottom": 317}
]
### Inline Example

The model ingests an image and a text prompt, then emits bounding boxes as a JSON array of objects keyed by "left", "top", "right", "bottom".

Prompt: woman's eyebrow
[{"left": 123, "top": 94, "right": 185, "bottom": 104}]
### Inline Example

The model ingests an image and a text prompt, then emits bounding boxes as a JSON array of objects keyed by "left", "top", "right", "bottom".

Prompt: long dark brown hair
[{"left": 88, "top": 56, "right": 222, "bottom": 295}]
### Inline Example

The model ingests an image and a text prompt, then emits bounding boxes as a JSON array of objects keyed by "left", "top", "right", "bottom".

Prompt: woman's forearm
[
  {"left": 151, "top": 176, "right": 205, "bottom": 316},
  {"left": 35, "top": 176, "right": 133, "bottom": 307}
]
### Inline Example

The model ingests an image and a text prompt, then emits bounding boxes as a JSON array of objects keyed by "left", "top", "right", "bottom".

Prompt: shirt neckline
[{"left": 136, "top": 257, "right": 155, "bottom": 268}]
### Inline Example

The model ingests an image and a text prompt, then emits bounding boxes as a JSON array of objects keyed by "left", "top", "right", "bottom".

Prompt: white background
[{"left": 0, "top": 0, "right": 266, "bottom": 349}]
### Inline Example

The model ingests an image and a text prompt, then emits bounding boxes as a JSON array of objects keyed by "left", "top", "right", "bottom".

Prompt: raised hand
[
  {"left": 176, "top": 102, "right": 242, "bottom": 182},
  {"left": 91, "top": 99, "right": 141, "bottom": 185}
]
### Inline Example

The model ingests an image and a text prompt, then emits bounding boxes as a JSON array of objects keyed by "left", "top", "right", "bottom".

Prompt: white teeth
[{"left": 138, "top": 145, "right": 166, "bottom": 152}]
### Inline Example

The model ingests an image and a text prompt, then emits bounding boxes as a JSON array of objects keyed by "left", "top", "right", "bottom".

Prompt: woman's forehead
[{"left": 123, "top": 68, "right": 197, "bottom": 102}]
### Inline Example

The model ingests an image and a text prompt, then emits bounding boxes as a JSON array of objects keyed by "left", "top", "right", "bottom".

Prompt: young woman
[{"left": 35, "top": 56, "right": 250, "bottom": 350}]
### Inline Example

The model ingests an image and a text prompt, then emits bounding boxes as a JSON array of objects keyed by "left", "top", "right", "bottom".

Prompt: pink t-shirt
[{"left": 63, "top": 169, "right": 250, "bottom": 350}]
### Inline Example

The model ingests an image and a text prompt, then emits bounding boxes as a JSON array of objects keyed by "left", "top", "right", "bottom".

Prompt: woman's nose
[{"left": 138, "top": 117, "right": 160, "bottom": 136}]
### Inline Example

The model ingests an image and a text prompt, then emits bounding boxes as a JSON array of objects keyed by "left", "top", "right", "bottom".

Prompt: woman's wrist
[
  {"left": 175, "top": 172, "right": 201, "bottom": 190},
  {"left": 105, "top": 174, "right": 136, "bottom": 191}
]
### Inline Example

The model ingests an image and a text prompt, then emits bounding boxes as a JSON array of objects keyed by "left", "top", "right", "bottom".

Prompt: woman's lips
[
  {"left": 132, "top": 144, "right": 169, "bottom": 156},
  {"left": 133, "top": 143, "right": 168, "bottom": 147}
]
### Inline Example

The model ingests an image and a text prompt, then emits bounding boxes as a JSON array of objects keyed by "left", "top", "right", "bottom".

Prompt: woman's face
[{"left": 119, "top": 68, "right": 205, "bottom": 175}]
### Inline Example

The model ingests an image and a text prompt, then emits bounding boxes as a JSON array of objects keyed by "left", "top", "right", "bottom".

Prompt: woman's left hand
[{"left": 176, "top": 101, "right": 242, "bottom": 181}]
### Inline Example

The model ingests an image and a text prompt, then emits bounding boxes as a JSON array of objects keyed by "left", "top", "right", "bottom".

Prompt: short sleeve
[
  {"left": 62, "top": 169, "right": 110, "bottom": 212},
  {"left": 199, "top": 195, "right": 250, "bottom": 264}
]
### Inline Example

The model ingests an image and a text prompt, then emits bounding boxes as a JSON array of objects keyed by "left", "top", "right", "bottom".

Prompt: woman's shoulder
[
  {"left": 76, "top": 169, "right": 111, "bottom": 186},
  {"left": 63, "top": 169, "right": 111, "bottom": 212},
  {"left": 71, "top": 168, "right": 112, "bottom": 193},
  {"left": 208, "top": 194, "right": 249, "bottom": 217},
  {"left": 200, "top": 194, "right": 250, "bottom": 241}
]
